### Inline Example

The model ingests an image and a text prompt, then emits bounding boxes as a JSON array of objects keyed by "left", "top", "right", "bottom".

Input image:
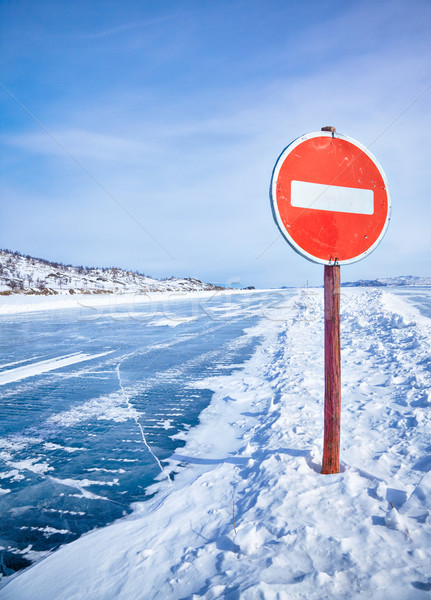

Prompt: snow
[
  {"left": 1, "top": 288, "right": 431, "bottom": 598},
  {"left": 148, "top": 315, "right": 199, "bottom": 327},
  {"left": 0, "top": 288, "right": 255, "bottom": 316},
  {"left": 0, "top": 351, "right": 113, "bottom": 385}
]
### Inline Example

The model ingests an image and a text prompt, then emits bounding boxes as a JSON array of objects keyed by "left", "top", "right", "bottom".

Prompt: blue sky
[{"left": 1, "top": 0, "right": 430, "bottom": 287}]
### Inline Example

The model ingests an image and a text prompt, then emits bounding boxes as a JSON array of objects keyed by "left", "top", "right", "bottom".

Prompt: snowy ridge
[
  {"left": 0, "top": 249, "right": 223, "bottom": 295},
  {"left": 342, "top": 275, "right": 431, "bottom": 287},
  {"left": 1, "top": 289, "right": 431, "bottom": 599}
]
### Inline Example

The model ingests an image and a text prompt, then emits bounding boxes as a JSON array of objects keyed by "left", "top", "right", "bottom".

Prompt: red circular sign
[{"left": 270, "top": 132, "right": 391, "bottom": 265}]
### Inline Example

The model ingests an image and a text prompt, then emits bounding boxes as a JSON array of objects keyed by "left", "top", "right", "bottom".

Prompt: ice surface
[
  {"left": 1, "top": 288, "right": 431, "bottom": 599},
  {"left": 0, "top": 351, "right": 112, "bottom": 385},
  {"left": 0, "top": 290, "right": 271, "bottom": 582}
]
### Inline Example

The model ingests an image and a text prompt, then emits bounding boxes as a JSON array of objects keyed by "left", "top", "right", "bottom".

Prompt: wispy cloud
[
  {"left": 3, "top": 129, "right": 153, "bottom": 161},
  {"left": 79, "top": 7, "right": 201, "bottom": 40}
]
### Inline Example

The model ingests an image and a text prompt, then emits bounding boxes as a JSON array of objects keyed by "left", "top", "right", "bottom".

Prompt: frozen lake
[
  {"left": 384, "top": 286, "right": 431, "bottom": 320},
  {"left": 0, "top": 290, "right": 293, "bottom": 576}
]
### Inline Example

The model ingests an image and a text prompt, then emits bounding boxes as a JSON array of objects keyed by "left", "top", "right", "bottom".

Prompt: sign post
[
  {"left": 322, "top": 263, "right": 341, "bottom": 474},
  {"left": 270, "top": 126, "right": 390, "bottom": 474}
]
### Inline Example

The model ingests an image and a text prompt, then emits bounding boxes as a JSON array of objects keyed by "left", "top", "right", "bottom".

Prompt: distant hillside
[
  {"left": 0, "top": 249, "right": 224, "bottom": 295},
  {"left": 342, "top": 275, "right": 431, "bottom": 287}
]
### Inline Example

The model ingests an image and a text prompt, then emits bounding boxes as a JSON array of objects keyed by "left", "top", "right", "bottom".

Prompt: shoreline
[{"left": 0, "top": 288, "right": 278, "bottom": 316}]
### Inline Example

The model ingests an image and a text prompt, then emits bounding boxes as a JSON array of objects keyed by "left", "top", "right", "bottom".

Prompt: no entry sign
[
  {"left": 270, "top": 131, "right": 391, "bottom": 265},
  {"left": 270, "top": 127, "right": 391, "bottom": 474}
]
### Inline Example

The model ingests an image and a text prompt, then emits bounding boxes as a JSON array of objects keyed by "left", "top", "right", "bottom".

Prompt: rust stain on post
[{"left": 322, "top": 264, "right": 341, "bottom": 474}]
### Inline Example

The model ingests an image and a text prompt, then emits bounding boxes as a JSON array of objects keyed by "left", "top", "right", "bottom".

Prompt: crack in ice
[{"left": 115, "top": 353, "right": 171, "bottom": 484}]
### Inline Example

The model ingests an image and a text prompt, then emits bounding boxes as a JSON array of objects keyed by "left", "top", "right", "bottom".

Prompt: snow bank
[
  {"left": 0, "top": 289, "right": 262, "bottom": 316},
  {"left": 1, "top": 289, "right": 431, "bottom": 599}
]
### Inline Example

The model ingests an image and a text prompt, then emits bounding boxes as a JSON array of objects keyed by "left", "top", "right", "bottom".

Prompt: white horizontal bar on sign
[{"left": 291, "top": 180, "right": 374, "bottom": 215}]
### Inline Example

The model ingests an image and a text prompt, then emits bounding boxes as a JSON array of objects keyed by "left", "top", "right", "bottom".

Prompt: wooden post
[{"left": 321, "top": 264, "right": 341, "bottom": 474}]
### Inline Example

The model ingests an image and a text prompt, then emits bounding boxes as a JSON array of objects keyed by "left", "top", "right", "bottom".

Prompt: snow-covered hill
[
  {"left": 0, "top": 250, "right": 223, "bottom": 295},
  {"left": 342, "top": 275, "right": 431, "bottom": 287}
]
